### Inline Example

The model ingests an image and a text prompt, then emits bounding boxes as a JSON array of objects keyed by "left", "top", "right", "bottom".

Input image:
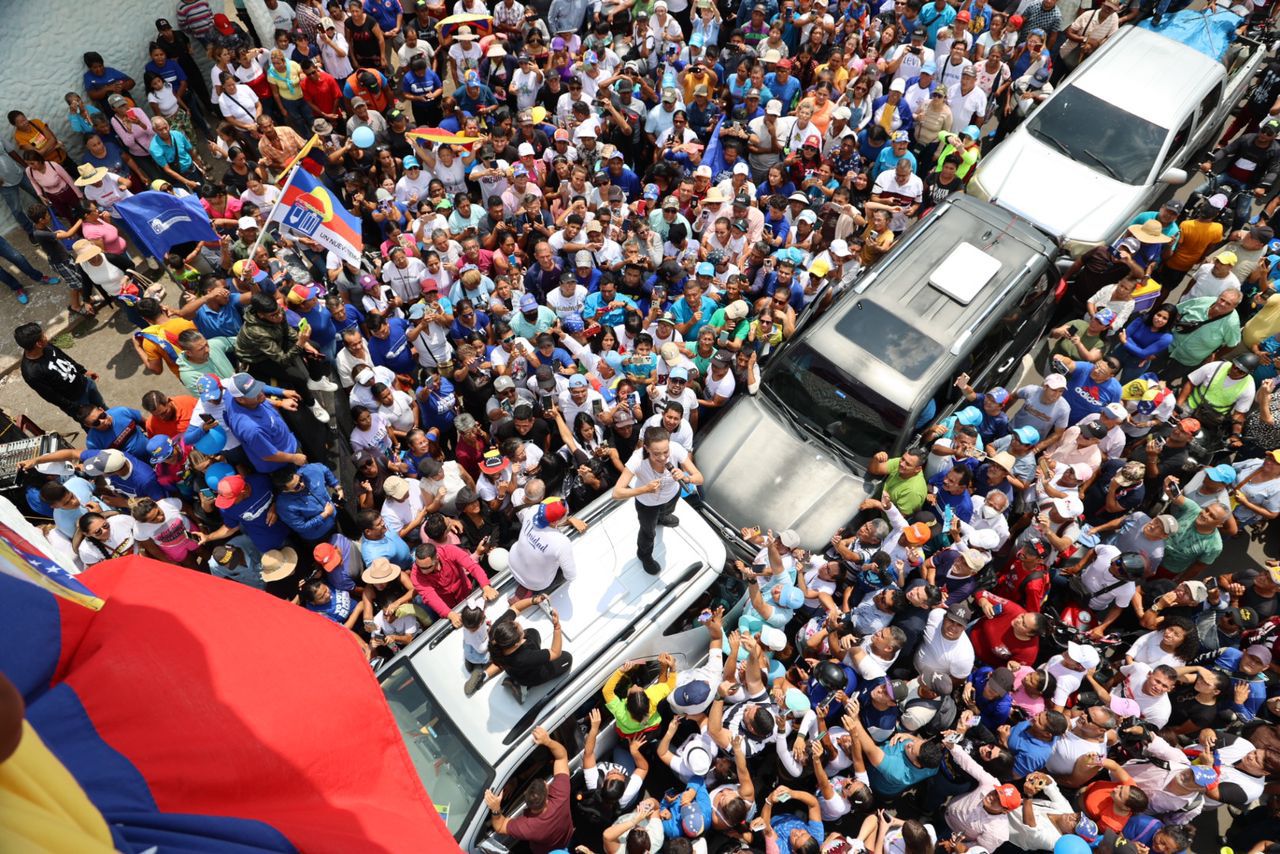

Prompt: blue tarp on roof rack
[{"left": 1137, "top": 6, "right": 1244, "bottom": 61}]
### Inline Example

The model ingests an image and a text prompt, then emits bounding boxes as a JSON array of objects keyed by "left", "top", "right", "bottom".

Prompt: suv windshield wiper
[
  {"left": 1028, "top": 126, "right": 1072, "bottom": 158},
  {"left": 1079, "top": 148, "right": 1123, "bottom": 182}
]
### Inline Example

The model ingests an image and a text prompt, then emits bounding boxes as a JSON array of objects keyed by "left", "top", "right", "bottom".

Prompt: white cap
[
  {"left": 1044, "top": 373, "right": 1067, "bottom": 389},
  {"left": 765, "top": 99, "right": 782, "bottom": 116},
  {"left": 829, "top": 239, "right": 850, "bottom": 257},
  {"left": 517, "top": 142, "right": 535, "bottom": 157},
  {"left": 760, "top": 625, "right": 787, "bottom": 651},
  {"left": 694, "top": 164, "right": 713, "bottom": 178},
  {"left": 237, "top": 215, "right": 258, "bottom": 230},
  {"left": 1051, "top": 494, "right": 1084, "bottom": 518},
  {"left": 1103, "top": 402, "right": 1128, "bottom": 420},
  {"left": 889, "top": 78, "right": 906, "bottom": 93},
  {"left": 523, "top": 442, "right": 544, "bottom": 470},
  {"left": 832, "top": 106, "right": 851, "bottom": 121},
  {"left": 487, "top": 547, "right": 510, "bottom": 572},
  {"left": 966, "top": 528, "right": 1001, "bottom": 551},
  {"left": 733, "top": 161, "right": 750, "bottom": 175},
  {"left": 779, "top": 529, "right": 801, "bottom": 548},
  {"left": 1067, "top": 641, "right": 1101, "bottom": 670}
]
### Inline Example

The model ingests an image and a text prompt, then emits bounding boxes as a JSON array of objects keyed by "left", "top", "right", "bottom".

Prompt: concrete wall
[{"left": 0, "top": 0, "right": 184, "bottom": 232}]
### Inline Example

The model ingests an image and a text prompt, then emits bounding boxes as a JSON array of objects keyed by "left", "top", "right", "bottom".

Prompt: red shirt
[
  {"left": 992, "top": 557, "right": 1050, "bottom": 612},
  {"left": 408, "top": 542, "right": 490, "bottom": 615},
  {"left": 302, "top": 70, "right": 344, "bottom": 117},
  {"left": 504, "top": 773, "right": 575, "bottom": 854},
  {"left": 970, "top": 591, "right": 1041, "bottom": 668},
  {"left": 455, "top": 435, "right": 486, "bottom": 481},
  {"left": 145, "top": 395, "right": 197, "bottom": 438}
]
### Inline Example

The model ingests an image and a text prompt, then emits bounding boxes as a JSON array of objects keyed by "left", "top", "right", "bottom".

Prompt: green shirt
[
  {"left": 707, "top": 309, "right": 750, "bottom": 344},
  {"left": 884, "top": 457, "right": 927, "bottom": 515},
  {"left": 1168, "top": 296, "right": 1242, "bottom": 368},
  {"left": 1161, "top": 497, "right": 1223, "bottom": 573},
  {"left": 177, "top": 336, "right": 237, "bottom": 394},
  {"left": 1049, "top": 319, "right": 1105, "bottom": 361}
]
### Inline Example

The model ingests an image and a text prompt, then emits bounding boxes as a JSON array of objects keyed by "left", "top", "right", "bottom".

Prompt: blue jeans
[
  {"left": 0, "top": 177, "right": 37, "bottom": 233},
  {"left": 0, "top": 233, "right": 46, "bottom": 291},
  {"left": 1195, "top": 173, "right": 1255, "bottom": 227}
]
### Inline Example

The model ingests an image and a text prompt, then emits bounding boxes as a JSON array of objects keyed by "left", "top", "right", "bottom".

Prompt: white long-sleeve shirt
[
  {"left": 946, "top": 743, "right": 1011, "bottom": 851},
  {"left": 1008, "top": 781, "right": 1072, "bottom": 851}
]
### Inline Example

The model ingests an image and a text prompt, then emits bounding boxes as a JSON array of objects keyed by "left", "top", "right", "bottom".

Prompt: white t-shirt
[
  {"left": 1183, "top": 266, "right": 1243, "bottom": 302},
  {"left": 641, "top": 414, "right": 694, "bottom": 453},
  {"left": 382, "top": 257, "right": 429, "bottom": 303},
  {"left": 704, "top": 369, "right": 736, "bottom": 402},
  {"left": 508, "top": 512, "right": 578, "bottom": 591},
  {"left": 218, "top": 87, "right": 261, "bottom": 125},
  {"left": 77, "top": 515, "right": 136, "bottom": 567},
  {"left": 914, "top": 608, "right": 976, "bottom": 682},
  {"left": 947, "top": 83, "right": 988, "bottom": 132},
  {"left": 1118, "top": 663, "right": 1172, "bottom": 728},
  {"left": 545, "top": 285, "right": 589, "bottom": 320},
  {"left": 624, "top": 441, "right": 690, "bottom": 506},
  {"left": 378, "top": 388, "right": 418, "bottom": 432},
  {"left": 382, "top": 489, "right": 425, "bottom": 538},
  {"left": 889, "top": 44, "right": 935, "bottom": 81},
  {"left": 1046, "top": 727, "right": 1104, "bottom": 775}
]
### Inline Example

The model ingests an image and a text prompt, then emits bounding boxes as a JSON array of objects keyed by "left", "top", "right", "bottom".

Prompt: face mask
[{"left": 979, "top": 504, "right": 1001, "bottom": 521}]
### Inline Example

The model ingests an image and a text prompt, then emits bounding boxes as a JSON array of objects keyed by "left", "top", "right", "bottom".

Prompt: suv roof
[
  {"left": 800, "top": 195, "right": 1057, "bottom": 413},
  {"left": 384, "top": 496, "right": 726, "bottom": 765}
]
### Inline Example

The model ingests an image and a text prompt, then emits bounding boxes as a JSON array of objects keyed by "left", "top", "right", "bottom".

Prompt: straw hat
[
  {"left": 1126, "top": 218, "right": 1172, "bottom": 244},
  {"left": 260, "top": 547, "right": 299, "bottom": 582},
  {"left": 361, "top": 557, "right": 401, "bottom": 585},
  {"left": 73, "top": 239, "right": 104, "bottom": 264},
  {"left": 73, "top": 163, "right": 108, "bottom": 186},
  {"left": 454, "top": 25, "right": 477, "bottom": 41}
]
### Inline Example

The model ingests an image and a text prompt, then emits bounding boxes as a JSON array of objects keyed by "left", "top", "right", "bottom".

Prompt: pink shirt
[
  {"left": 945, "top": 745, "right": 1011, "bottom": 851},
  {"left": 111, "top": 108, "right": 156, "bottom": 157},
  {"left": 81, "top": 219, "right": 128, "bottom": 255}
]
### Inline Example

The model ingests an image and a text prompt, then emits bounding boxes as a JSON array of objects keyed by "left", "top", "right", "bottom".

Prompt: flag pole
[{"left": 249, "top": 160, "right": 302, "bottom": 264}]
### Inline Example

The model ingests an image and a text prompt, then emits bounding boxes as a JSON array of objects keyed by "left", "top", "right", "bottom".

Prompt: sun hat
[
  {"left": 362, "top": 557, "right": 401, "bottom": 584},
  {"left": 1127, "top": 219, "right": 1173, "bottom": 244},
  {"left": 261, "top": 547, "right": 299, "bottom": 582}
]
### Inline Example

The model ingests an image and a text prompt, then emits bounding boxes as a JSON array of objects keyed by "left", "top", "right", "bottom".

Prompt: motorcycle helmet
[
  {"left": 1232, "top": 352, "right": 1260, "bottom": 373},
  {"left": 1116, "top": 551, "right": 1148, "bottom": 581},
  {"left": 813, "top": 661, "right": 848, "bottom": 691}
]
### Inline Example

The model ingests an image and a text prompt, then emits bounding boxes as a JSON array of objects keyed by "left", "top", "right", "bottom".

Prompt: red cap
[
  {"left": 419, "top": 277, "right": 439, "bottom": 294},
  {"left": 214, "top": 474, "right": 247, "bottom": 509},
  {"left": 1177, "top": 417, "right": 1202, "bottom": 435},
  {"left": 1009, "top": 13, "right": 1024, "bottom": 26},
  {"left": 213, "top": 12, "right": 235, "bottom": 35},
  {"left": 313, "top": 542, "right": 342, "bottom": 570},
  {"left": 995, "top": 784, "right": 1022, "bottom": 811},
  {"left": 955, "top": 9, "right": 971, "bottom": 21},
  {"left": 777, "top": 58, "right": 793, "bottom": 69}
]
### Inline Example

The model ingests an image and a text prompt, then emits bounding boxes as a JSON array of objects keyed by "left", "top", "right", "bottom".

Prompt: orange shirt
[
  {"left": 145, "top": 395, "right": 197, "bottom": 438},
  {"left": 1166, "top": 218, "right": 1223, "bottom": 272},
  {"left": 1081, "top": 781, "right": 1130, "bottom": 833}
]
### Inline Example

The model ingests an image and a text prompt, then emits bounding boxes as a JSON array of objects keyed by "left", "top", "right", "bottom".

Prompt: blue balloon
[
  {"left": 352, "top": 126, "right": 375, "bottom": 149},
  {"left": 194, "top": 425, "right": 227, "bottom": 455},
  {"left": 1055, "top": 835, "right": 1091, "bottom": 854},
  {"left": 205, "top": 462, "right": 235, "bottom": 490}
]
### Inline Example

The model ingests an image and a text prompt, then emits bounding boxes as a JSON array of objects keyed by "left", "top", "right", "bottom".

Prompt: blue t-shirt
[
  {"left": 361, "top": 530, "right": 412, "bottom": 569},
  {"left": 1065, "top": 363, "right": 1122, "bottom": 423},
  {"left": 368, "top": 317, "right": 417, "bottom": 374},
  {"left": 866, "top": 740, "right": 937, "bottom": 795},
  {"left": 670, "top": 295, "right": 718, "bottom": 338},
  {"left": 770, "top": 814, "right": 825, "bottom": 854},
  {"left": 226, "top": 398, "right": 298, "bottom": 472},
  {"left": 83, "top": 67, "right": 133, "bottom": 104},
  {"left": 402, "top": 69, "right": 442, "bottom": 99},
  {"left": 86, "top": 407, "right": 150, "bottom": 458},
  {"left": 926, "top": 471, "right": 975, "bottom": 523},
  {"left": 52, "top": 477, "right": 97, "bottom": 538},
  {"left": 363, "top": 0, "right": 402, "bottom": 31},
  {"left": 763, "top": 72, "right": 801, "bottom": 110},
  {"left": 78, "top": 449, "right": 166, "bottom": 501},
  {"left": 144, "top": 58, "right": 187, "bottom": 88},
  {"left": 221, "top": 474, "right": 289, "bottom": 552},
  {"left": 418, "top": 377, "right": 458, "bottom": 434},
  {"left": 858, "top": 688, "right": 902, "bottom": 742},
  {"left": 583, "top": 292, "right": 638, "bottom": 327},
  {"left": 1006, "top": 719, "right": 1055, "bottom": 778},
  {"left": 196, "top": 301, "right": 244, "bottom": 339}
]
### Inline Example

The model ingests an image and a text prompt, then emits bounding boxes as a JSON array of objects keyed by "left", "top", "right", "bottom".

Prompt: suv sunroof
[{"left": 832, "top": 301, "right": 945, "bottom": 380}]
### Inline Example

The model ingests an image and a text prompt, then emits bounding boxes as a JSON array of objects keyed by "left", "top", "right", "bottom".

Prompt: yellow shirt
[{"left": 1167, "top": 219, "right": 1224, "bottom": 272}]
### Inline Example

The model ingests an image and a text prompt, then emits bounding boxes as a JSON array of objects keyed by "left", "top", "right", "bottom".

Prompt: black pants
[
  {"left": 246, "top": 355, "right": 321, "bottom": 407},
  {"left": 521, "top": 652, "right": 573, "bottom": 688},
  {"left": 635, "top": 494, "right": 678, "bottom": 563}
]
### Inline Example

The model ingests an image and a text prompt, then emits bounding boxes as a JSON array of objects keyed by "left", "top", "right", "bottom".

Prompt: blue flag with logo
[{"left": 114, "top": 191, "right": 220, "bottom": 260}]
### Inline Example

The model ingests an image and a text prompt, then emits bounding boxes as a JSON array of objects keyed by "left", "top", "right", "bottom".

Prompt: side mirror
[{"left": 1159, "top": 167, "right": 1187, "bottom": 186}]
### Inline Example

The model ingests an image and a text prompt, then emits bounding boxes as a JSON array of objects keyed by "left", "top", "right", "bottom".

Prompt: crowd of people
[{"left": 9, "top": 0, "right": 1280, "bottom": 853}]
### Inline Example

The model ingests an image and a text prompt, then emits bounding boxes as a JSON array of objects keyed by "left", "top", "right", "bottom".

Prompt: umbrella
[
  {"left": 407, "top": 126, "right": 485, "bottom": 146},
  {"left": 436, "top": 13, "right": 493, "bottom": 40}
]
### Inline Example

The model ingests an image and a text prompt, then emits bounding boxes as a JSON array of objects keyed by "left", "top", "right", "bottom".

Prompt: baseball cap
[
  {"left": 986, "top": 667, "right": 1015, "bottom": 697},
  {"left": 195, "top": 374, "right": 224, "bottom": 402},
  {"left": 760, "top": 625, "right": 787, "bottom": 651},
  {"left": 987, "top": 387, "right": 1010, "bottom": 405},
  {"left": 1206, "top": 463, "right": 1238, "bottom": 484},
  {"left": 146, "top": 435, "right": 175, "bottom": 466},
  {"left": 669, "top": 366, "right": 690, "bottom": 382},
  {"left": 1189, "top": 764, "right": 1219, "bottom": 788},
  {"left": 670, "top": 680, "right": 714, "bottom": 714},
  {"left": 214, "top": 474, "right": 247, "bottom": 509},
  {"left": 493, "top": 375, "right": 515, "bottom": 392},
  {"left": 946, "top": 602, "right": 974, "bottom": 623},
  {"left": 83, "top": 449, "right": 128, "bottom": 477},
  {"left": 903, "top": 522, "right": 932, "bottom": 545},
  {"left": 1043, "top": 373, "right": 1067, "bottom": 389},
  {"left": 568, "top": 374, "right": 589, "bottom": 389},
  {"left": 1153, "top": 514, "right": 1180, "bottom": 535},
  {"left": 1013, "top": 426, "right": 1041, "bottom": 445},
  {"left": 1067, "top": 641, "right": 1101, "bottom": 669},
  {"left": 1180, "top": 579, "right": 1208, "bottom": 603},
  {"left": 230, "top": 372, "right": 265, "bottom": 399},
  {"left": 1177, "top": 417, "right": 1202, "bottom": 434},
  {"left": 778, "top": 586, "right": 805, "bottom": 610},
  {"left": 519, "top": 293, "right": 539, "bottom": 312},
  {"left": 1217, "top": 251, "right": 1239, "bottom": 265},
  {"left": 1231, "top": 607, "right": 1261, "bottom": 630},
  {"left": 314, "top": 542, "right": 343, "bottom": 571},
  {"left": 383, "top": 475, "right": 410, "bottom": 501},
  {"left": 535, "top": 497, "right": 568, "bottom": 528},
  {"left": 995, "top": 783, "right": 1022, "bottom": 810},
  {"left": 1246, "top": 643, "right": 1273, "bottom": 666},
  {"left": 564, "top": 314, "right": 585, "bottom": 333}
]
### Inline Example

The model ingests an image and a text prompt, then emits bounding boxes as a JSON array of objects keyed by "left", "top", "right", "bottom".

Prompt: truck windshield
[
  {"left": 1025, "top": 86, "right": 1168, "bottom": 185},
  {"left": 764, "top": 342, "right": 907, "bottom": 464},
  {"left": 381, "top": 661, "right": 492, "bottom": 838}
]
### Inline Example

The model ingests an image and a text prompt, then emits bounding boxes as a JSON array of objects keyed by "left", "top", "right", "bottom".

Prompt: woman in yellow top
[
  {"left": 815, "top": 49, "right": 850, "bottom": 94},
  {"left": 602, "top": 654, "right": 677, "bottom": 737},
  {"left": 266, "top": 49, "right": 312, "bottom": 135},
  {"left": 7, "top": 111, "right": 73, "bottom": 168}
]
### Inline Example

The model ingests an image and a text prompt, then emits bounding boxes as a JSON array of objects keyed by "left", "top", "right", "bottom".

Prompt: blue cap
[
  {"left": 407, "top": 302, "right": 427, "bottom": 320},
  {"left": 1014, "top": 425, "right": 1041, "bottom": 445},
  {"left": 963, "top": 124, "right": 981, "bottom": 139},
  {"left": 520, "top": 293, "right": 539, "bottom": 312},
  {"left": 987, "top": 387, "right": 1010, "bottom": 404},
  {"left": 955, "top": 406, "right": 983, "bottom": 427},
  {"left": 778, "top": 586, "right": 805, "bottom": 609},
  {"left": 1189, "top": 763, "right": 1218, "bottom": 787},
  {"left": 147, "top": 435, "right": 175, "bottom": 465},
  {"left": 920, "top": 63, "right": 936, "bottom": 74},
  {"left": 230, "top": 372, "right": 265, "bottom": 399},
  {"left": 670, "top": 366, "right": 690, "bottom": 382},
  {"left": 892, "top": 130, "right": 910, "bottom": 143},
  {"left": 1094, "top": 307, "right": 1117, "bottom": 326},
  {"left": 1074, "top": 816, "right": 1102, "bottom": 845},
  {"left": 402, "top": 155, "right": 420, "bottom": 169},
  {"left": 563, "top": 314, "right": 584, "bottom": 333},
  {"left": 696, "top": 262, "right": 715, "bottom": 276},
  {"left": 643, "top": 183, "right": 660, "bottom": 201},
  {"left": 204, "top": 461, "right": 235, "bottom": 490},
  {"left": 690, "top": 33, "right": 705, "bottom": 47},
  {"left": 679, "top": 802, "right": 707, "bottom": 837},
  {"left": 568, "top": 374, "right": 588, "bottom": 388},
  {"left": 252, "top": 270, "right": 269, "bottom": 285},
  {"left": 195, "top": 374, "right": 224, "bottom": 402},
  {"left": 1269, "top": 239, "right": 1280, "bottom": 254},
  {"left": 604, "top": 351, "right": 624, "bottom": 372},
  {"left": 1207, "top": 463, "right": 1237, "bottom": 485},
  {"left": 512, "top": 163, "right": 528, "bottom": 178}
]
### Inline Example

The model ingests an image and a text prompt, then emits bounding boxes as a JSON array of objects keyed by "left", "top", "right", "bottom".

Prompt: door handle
[{"left": 996, "top": 354, "right": 1017, "bottom": 374}]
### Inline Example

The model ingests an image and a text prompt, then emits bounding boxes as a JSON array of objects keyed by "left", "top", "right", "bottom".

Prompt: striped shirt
[{"left": 176, "top": 0, "right": 215, "bottom": 38}]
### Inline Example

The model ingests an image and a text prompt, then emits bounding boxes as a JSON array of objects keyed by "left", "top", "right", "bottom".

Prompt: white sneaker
[
  {"left": 307, "top": 376, "right": 339, "bottom": 392},
  {"left": 309, "top": 400, "right": 331, "bottom": 423}
]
